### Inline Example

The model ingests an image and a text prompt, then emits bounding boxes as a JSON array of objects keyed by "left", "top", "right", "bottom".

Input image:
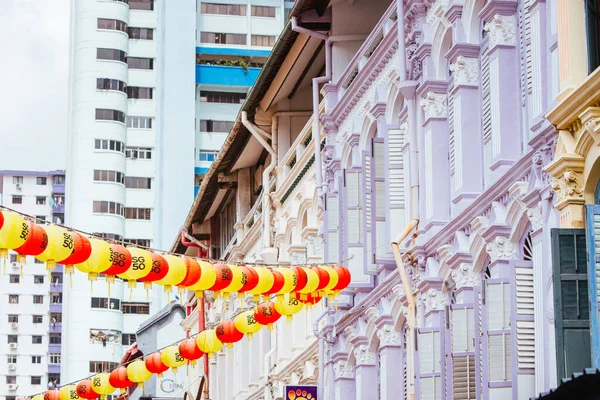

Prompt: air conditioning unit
[
  {"left": 15, "top": 183, "right": 22, "bottom": 191},
  {"left": 10, "top": 322, "right": 18, "bottom": 329},
  {"left": 11, "top": 262, "right": 19, "bottom": 269},
  {"left": 9, "top": 343, "right": 18, "bottom": 349},
  {"left": 7, "top": 384, "right": 18, "bottom": 391},
  {"left": 8, "top": 364, "right": 16, "bottom": 371}
]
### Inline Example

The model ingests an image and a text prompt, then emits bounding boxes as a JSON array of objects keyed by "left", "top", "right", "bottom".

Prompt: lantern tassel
[
  {"left": 120, "top": 388, "right": 126, "bottom": 395},
  {"left": 267, "top": 323, "right": 273, "bottom": 331},
  {"left": 195, "top": 290, "right": 203, "bottom": 299},
  {"left": 0, "top": 249, "right": 8, "bottom": 274},
  {"left": 107, "top": 280, "right": 111, "bottom": 298},
  {"left": 286, "top": 315, "right": 292, "bottom": 323}
]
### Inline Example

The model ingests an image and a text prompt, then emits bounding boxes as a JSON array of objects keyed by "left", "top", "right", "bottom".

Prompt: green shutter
[{"left": 551, "top": 228, "right": 591, "bottom": 381}]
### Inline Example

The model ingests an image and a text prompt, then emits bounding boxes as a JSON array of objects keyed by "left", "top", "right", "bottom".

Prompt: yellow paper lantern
[
  {"left": 247, "top": 266, "right": 275, "bottom": 302},
  {"left": 155, "top": 254, "right": 187, "bottom": 293},
  {"left": 91, "top": 373, "right": 115, "bottom": 400},
  {"left": 118, "top": 247, "right": 152, "bottom": 287},
  {"left": 0, "top": 211, "right": 28, "bottom": 265},
  {"left": 196, "top": 329, "right": 224, "bottom": 358},
  {"left": 32, "top": 395, "right": 44, "bottom": 400},
  {"left": 188, "top": 261, "right": 217, "bottom": 298},
  {"left": 75, "top": 238, "right": 113, "bottom": 281},
  {"left": 274, "top": 267, "right": 297, "bottom": 297},
  {"left": 34, "top": 225, "right": 73, "bottom": 271},
  {"left": 296, "top": 267, "right": 319, "bottom": 300},
  {"left": 59, "top": 385, "right": 80, "bottom": 400},
  {"left": 275, "top": 293, "right": 304, "bottom": 321},
  {"left": 320, "top": 265, "right": 339, "bottom": 296},
  {"left": 126, "top": 359, "right": 152, "bottom": 391},
  {"left": 220, "top": 265, "right": 245, "bottom": 298},
  {"left": 160, "top": 345, "right": 186, "bottom": 373},
  {"left": 234, "top": 310, "right": 263, "bottom": 338}
]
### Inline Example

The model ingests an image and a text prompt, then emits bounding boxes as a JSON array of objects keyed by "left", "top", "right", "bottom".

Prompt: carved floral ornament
[
  {"left": 484, "top": 14, "right": 516, "bottom": 47},
  {"left": 353, "top": 345, "right": 376, "bottom": 366},
  {"left": 377, "top": 325, "right": 402, "bottom": 347},
  {"left": 451, "top": 263, "right": 480, "bottom": 289},
  {"left": 333, "top": 361, "right": 354, "bottom": 379},
  {"left": 527, "top": 204, "right": 543, "bottom": 232},
  {"left": 551, "top": 170, "right": 584, "bottom": 203},
  {"left": 421, "top": 289, "right": 447, "bottom": 312},
  {"left": 420, "top": 92, "right": 447, "bottom": 120},
  {"left": 486, "top": 236, "right": 517, "bottom": 262},
  {"left": 449, "top": 56, "right": 479, "bottom": 86}
]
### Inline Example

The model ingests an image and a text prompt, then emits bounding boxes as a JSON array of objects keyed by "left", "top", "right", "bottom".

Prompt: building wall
[
  {"left": 0, "top": 171, "right": 66, "bottom": 400},
  {"left": 179, "top": 0, "right": 568, "bottom": 399}
]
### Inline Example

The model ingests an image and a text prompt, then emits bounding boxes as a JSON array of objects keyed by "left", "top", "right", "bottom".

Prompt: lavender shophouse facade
[{"left": 175, "top": 0, "right": 568, "bottom": 398}]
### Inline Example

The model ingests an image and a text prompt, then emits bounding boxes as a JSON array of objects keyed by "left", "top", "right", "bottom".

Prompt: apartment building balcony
[
  {"left": 49, "top": 303, "right": 62, "bottom": 313},
  {"left": 50, "top": 282, "right": 63, "bottom": 292},
  {"left": 196, "top": 64, "right": 261, "bottom": 86},
  {"left": 52, "top": 183, "right": 65, "bottom": 194},
  {"left": 52, "top": 204, "right": 65, "bottom": 213},
  {"left": 48, "top": 344, "right": 61, "bottom": 353},
  {"left": 47, "top": 364, "right": 61, "bottom": 374},
  {"left": 49, "top": 322, "right": 62, "bottom": 334}
]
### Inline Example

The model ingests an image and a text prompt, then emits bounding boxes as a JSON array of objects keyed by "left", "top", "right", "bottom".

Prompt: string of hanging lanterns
[
  {"left": 0, "top": 208, "right": 352, "bottom": 302},
  {"left": 22, "top": 296, "right": 329, "bottom": 400}
]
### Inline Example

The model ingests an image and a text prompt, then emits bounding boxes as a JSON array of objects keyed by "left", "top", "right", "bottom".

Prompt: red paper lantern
[
  {"left": 108, "top": 366, "right": 133, "bottom": 394},
  {"left": 145, "top": 352, "right": 169, "bottom": 378},
  {"left": 178, "top": 338, "right": 204, "bottom": 365},
  {"left": 14, "top": 221, "right": 48, "bottom": 264},
  {"left": 138, "top": 252, "right": 169, "bottom": 289},
  {"left": 76, "top": 380, "right": 99, "bottom": 399},
  {"left": 310, "top": 266, "right": 330, "bottom": 295},
  {"left": 61, "top": 231, "right": 92, "bottom": 274},
  {"left": 238, "top": 266, "right": 259, "bottom": 294},
  {"left": 254, "top": 301, "right": 281, "bottom": 329},
  {"left": 44, "top": 389, "right": 60, "bottom": 400},
  {"left": 332, "top": 266, "right": 351, "bottom": 293},
  {"left": 291, "top": 266, "right": 308, "bottom": 297},
  {"left": 264, "top": 270, "right": 285, "bottom": 296},
  {"left": 0, "top": 210, "right": 4, "bottom": 230},
  {"left": 215, "top": 320, "right": 244, "bottom": 348},
  {"left": 102, "top": 244, "right": 132, "bottom": 281},
  {"left": 177, "top": 257, "right": 201, "bottom": 287},
  {"left": 209, "top": 264, "right": 233, "bottom": 294}
]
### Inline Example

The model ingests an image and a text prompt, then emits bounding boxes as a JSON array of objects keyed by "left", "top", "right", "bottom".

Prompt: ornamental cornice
[{"left": 426, "top": 0, "right": 449, "bottom": 25}]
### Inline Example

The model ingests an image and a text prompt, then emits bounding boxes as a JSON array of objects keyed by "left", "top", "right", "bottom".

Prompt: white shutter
[
  {"left": 345, "top": 170, "right": 362, "bottom": 243},
  {"left": 487, "top": 282, "right": 510, "bottom": 330},
  {"left": 453, "top": 355, "right": 476, "bottom": 400},
  {"left": 372, "top": 140, "right": 389, "bottom": 259},
  {"left": 515, "top": 264, "right": 535, "bottom": 369},
  {"left": 448, "top": 90, "right": 456, "bottom": 181},
  {"left": 421, "top": 376, "right": 442, "bottom": 400},
  {"left": 419, "top": 331, "right": 441, "bottom": 374},
  {"left": 326, "top": 195, "right": 339, "bottom": 263},
  {"left": 481, "top": 48, "right": 493, "bottom": 179},
  {"left": 488, "top": 334, "right": 511, "bottom": 382},
  {"left": 452, "top": 308, "right": 474, "bottom": 353},
  {"left": 363, "top": 152, "right": 373, "bottom": 268},
  {"left": 388, "top": 128, "right": 405, "bottom": 209}
]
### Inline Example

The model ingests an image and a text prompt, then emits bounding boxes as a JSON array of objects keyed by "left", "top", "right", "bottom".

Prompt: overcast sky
[{"left": 0, "top": 0, "right": 70, "bottom": 172}]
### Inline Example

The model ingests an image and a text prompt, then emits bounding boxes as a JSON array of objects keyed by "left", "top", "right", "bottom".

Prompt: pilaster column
[
  {"left": 557, "top": 0, "right": 588, "bottom": 96},
  {"left": 418, "top": 81, "right": 451, "bottom": 230},
  {"left": 545, "top": 153, "right": 585, "bottom": 228},
  {"left": 377, "top": 325, "right": 403, "bottom": 400},
  {"left": 333, "top": 360, "right": 356, "bottom": 399},
  {"left": 447, "top": 45, "right": 484, "bottom": 215},
  {"left": 481, "top": 3, "right": 522, "bottom": 181},
  {"left": 353, "top": 345, "right": 378, "bottom": 400}
]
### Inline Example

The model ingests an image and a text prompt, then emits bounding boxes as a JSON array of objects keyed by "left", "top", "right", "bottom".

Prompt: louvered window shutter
[
  {"left": 486, "top": 280, "right": 512, "bottom": 383},
  {"left": 388, "top": 126, "right": 405, "bottom": 212},
  {"left": 451, "top": 307, "right": 476, "bottom": 400},
  {"left": 587, "top": 206, "right": 600, "bottom": 369},
  {"left": 514, "top": 262, "right": 535, "bottom": 370},
  {"left": 481, "top": 46, "right": 493, "bottom": 181},
  {"left": 325, "top": 193, "right": 339, "bottom": 263},
  {"left": 372, "top": 139, "right": 389, "bottom": 259},
  {"left": 552, "top": 228, "right": 591, "bottom": 380},
  {"left": 344, "top": 168, "right": 365, "bottom": 281},
  {"left": 419, "top": 330, "right": 442, "bottom": 400},
  {"left": 362, "top": 149, "right": 373, "bottom": 268},
  {"left": 448, "top": 79, "right": 459, "bottom": 190}
]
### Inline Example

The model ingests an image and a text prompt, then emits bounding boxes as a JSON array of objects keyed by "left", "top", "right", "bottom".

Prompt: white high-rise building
[
  {"left": 63, "top": 0, "right": 286, "bottom": 389},
  {"left": 0, "top": 170, "right": 66, "bottom": 398}
]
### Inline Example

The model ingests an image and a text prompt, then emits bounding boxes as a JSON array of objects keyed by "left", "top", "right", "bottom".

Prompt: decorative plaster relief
[
  {"left": 451, "top": 263, "right": 480, "bottom": 289},
  {"left": 421, "top": 289, "right": 447, "bottom": 312},
  {"left": 450, "top": 56, "right": 479, "bottom": 86},
  {"left": 527, "top": 204, "right": 543, "bottom": 232},
  {"left": 377, "top": 325, "right": 402, "bottom": 347},
  {"left": 353, "top": 345, "right": 376, "bottom": 366},
  {"left": 420, "top": 92, "right": 447, "bottom": 120},
  {"left": 484, "top": 14, "right": 516, "bottom": 47},
  {"left": 306, "top": 236, "right": 324, "bottom": 258},
  {"left": 486, "top": 236, "right": 517, "bottom": 261},
  {"left": 333, "top": 361, "right": 354, "bottom": 379},
  {"left": 426, "top": 0, "right": 450, "bottom": 25},
  {"left": 551, "top": 170, "right": 584, "bottom": 203}
]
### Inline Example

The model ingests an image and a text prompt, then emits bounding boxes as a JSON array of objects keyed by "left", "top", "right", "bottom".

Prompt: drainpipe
[
  {"left": 391, "top": 219, "right": 419, "bottom": 400},
  {"left": 291, "top": 17, "right": 332, "bottom": 211},
  {"left": 242, "top": 111, "right": 277, "bottom": 252},
  {"left": 313, "top": 307, "right": 336, "bottom": 400},
  {"left": 181, "top": 227, "right": 209, "bottom": 250}
]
